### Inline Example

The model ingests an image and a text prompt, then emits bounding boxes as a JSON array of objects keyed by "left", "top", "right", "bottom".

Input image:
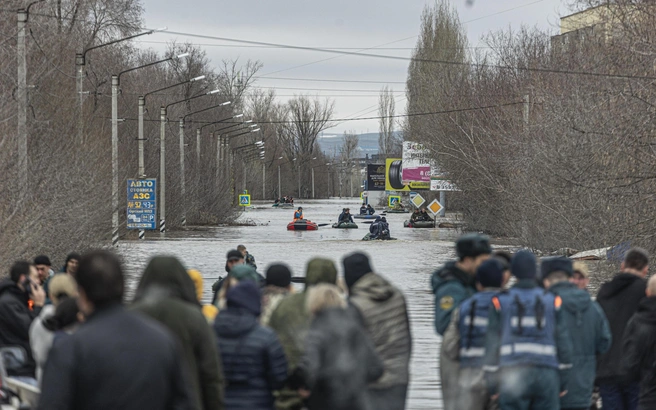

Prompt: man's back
[
  {"left": 38, "top": 305, "right": 192, "bottom": 410},
  {"left": 596, "top": 273, "right": 646, "bottom": 382},
  {"left": 0, "top": 279, "right": 39, "bottom": 377}
]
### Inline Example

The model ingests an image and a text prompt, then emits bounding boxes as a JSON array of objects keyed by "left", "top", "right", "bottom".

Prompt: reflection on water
[{"left": 119, "top": 198, "right": 462, "bottom": 409}]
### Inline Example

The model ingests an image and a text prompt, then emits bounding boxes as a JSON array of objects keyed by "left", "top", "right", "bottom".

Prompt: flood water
[{"left": 119, "top": 198, "right": 466, "bottom": 410}]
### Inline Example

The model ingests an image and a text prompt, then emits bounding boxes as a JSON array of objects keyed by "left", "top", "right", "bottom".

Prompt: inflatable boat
[
  {"left": 404, "top": 220, "right": 436, "bottom": 228},
  {"left": 386, "top": 208, "right": 409, "bottom": 214},
  {"left": 274, "top": 203, "right": 294, "bottom": 209},
  {"left": 354, "top": 214, "right": 378, "bottom": 220},
  {"left": 332, "top": 222, "right": 358, "bottom": 229},
  {"left": 362, "top": 233, "right": 396, "bottom": 241},
  {"left": 287, "top": 219, "right": 318, "bottom": 231}
]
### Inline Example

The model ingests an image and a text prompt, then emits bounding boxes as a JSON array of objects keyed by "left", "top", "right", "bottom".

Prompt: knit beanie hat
[
  {"left": 229, "top": 264, "right": 261, "bottom": 284},
  {"left": 226, "top": 281, "right": 262, "bottom": 316},
  {"left": 49, "top": 274, "right": 78, "bottom": 306},
  {"left": 476, "top": 258, "right": 505, "bottom": 288},
  {"left": 541, "top": 257, "right": 574, "bottom": 279},
  {"left": 511, "top": 250, "right": 537, "bottom": 279},
  {"left": 266, "top": 264, "right": 292, "bottom": 288},
  {"left": 343, "top": 252, "right": 373, "bottom": 290},
  {"left": 456, "top": 234, "right": 492, "bottom": 259},
  {"left": 34, "top": 255, "right": 51, "bottom": 266}
]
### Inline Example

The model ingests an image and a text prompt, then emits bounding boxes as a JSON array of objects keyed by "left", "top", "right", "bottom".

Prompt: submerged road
[{"left": 119, "top": 198, "right": 463, "bottom": 409}]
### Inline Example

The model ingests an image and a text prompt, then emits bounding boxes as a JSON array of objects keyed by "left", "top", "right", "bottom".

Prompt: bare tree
[{"left": 378, "top": 86, "right": 396, "bottom": 158}]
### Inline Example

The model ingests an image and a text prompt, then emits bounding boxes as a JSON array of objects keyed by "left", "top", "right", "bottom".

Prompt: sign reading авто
[
  {"left": 402, "top": 141, "right": 431, "bottom": 184},
  {"left": 367, "top": 164, "right": 386, "bottom": 191},
  {"left": 127, "top": 179, "right": 157, "bottom": 230}
]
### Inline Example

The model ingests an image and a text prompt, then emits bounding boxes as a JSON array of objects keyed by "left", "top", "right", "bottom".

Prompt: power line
[
  {"left": 254, "top": 86, "right": 405, "bottom": 93},
  {"left": 253, "top": 76, "right": 406, "bottom": 85}
]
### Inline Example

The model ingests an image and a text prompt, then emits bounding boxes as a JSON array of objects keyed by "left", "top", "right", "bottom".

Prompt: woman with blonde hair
[{"left": 294, "top": 283, "right": 383, "bottom": 410}]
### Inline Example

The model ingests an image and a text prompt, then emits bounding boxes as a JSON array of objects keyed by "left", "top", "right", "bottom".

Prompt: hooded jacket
[
  {"left": 621, "top": 297, "right": 656, "bottom": 409},
  {"left": 431, "top": 261, "right": 476, "bottom": 335},
  {"left": 298, "top": 308, "right": 384, "bottom": 410},
  {"left": 596, "top": 272, "right": 646, "bottom": 383},
  {"left": 549, "top": 281, "right": 611, "bottom": 408},
  {"left": 268, "top": 258, "right": 337, "bottom": 410},
  {"left": 214, "top": 284, "right": 288, "bottom": 410},
  {"left": 349, "top": 272, "right": 412, "bottom": 389},
  {"left": 260, "top": 285, "right": 290, "bottom": 327},
  {"left": 132, "top": 256, "right": 224, "bottom": 410},
  {"left": 0, "top": 278, "right": 41, "bottom": 377}
]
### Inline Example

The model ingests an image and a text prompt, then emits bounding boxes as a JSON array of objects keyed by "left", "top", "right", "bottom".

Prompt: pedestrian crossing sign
[
  {"left": 388, "top": 195, "right": 401, "bottom": 207},
  {"left": 428, "top": 199, "right": 443, "bottom": 215},
  {"left": 239, "top": 194, "right": 251, "bottom": 207}
]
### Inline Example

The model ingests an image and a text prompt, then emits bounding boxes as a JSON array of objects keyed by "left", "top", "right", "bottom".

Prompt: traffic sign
[
  {"left": 239, "top": 194, "right": 251, "bottom": 207},
  {"left": 388, "top": 195, "right": 401, "bottom": 207},
  {"left": 427, "top": 199, "right": 444, "bottom": 215},
  {"left": 127, "top": 179, "right": 157, "bottom": 230},
  {"left": 411, "top": 193, "right": 426, "bottom": 208}
]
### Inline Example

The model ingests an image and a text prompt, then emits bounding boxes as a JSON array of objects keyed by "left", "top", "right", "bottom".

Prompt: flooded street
[{"left": 119, "top": 198, "right": 463, "bottom": 409}]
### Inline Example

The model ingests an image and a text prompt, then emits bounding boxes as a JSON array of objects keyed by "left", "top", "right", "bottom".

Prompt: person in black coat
[
  {"left": 0, "top": 261, "right": 45, "bottom": 379},
  {"left": 622, "top": 275, "right": 656, "bottom": 410},
  {"left": 214, "top": 281, "right": 288, "bottom": 410},
  {"left": 596, "top": 247, "right": 649, "bottom": 409},
  {"left": 38, "top": 251, "right": 194, "bottom": 410}
]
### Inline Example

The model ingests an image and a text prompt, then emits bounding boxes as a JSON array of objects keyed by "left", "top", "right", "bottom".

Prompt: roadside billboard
[
  {"left": 366, "top": 164, "right": 386, "bottom": 191},
  {"left": 386, "top": 158, "right": 430, "bottom": 191},
  {"left": 402, "top": 141, "right": 431, "bottom": 184}
]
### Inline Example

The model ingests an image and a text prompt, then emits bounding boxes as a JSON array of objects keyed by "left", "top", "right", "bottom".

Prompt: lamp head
[{"left": 191, "top": 75, "right": 206, "bottom": 82}]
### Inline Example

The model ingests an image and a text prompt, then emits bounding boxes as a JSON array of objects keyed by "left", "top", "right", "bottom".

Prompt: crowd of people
[
  {"left": 434, "top": 234, "right": 653, "bottom": 410},
  {"left": 2, "top": 233, "right": 656, "bottom": 410},
  {"left": 0, "top": 247, "right": 411, "bottom": 410},
  {"left": 359, "top": 203, "right": 376, "bottom": 215}
]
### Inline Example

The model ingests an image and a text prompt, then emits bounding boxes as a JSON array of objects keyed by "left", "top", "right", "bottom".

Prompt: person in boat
[
  {"left": 379, "top": 217, "right": 390, "bottom": 240},
  {"left": 338, "top": 209, "right": 354, "bottom": 225},
  {"left": 360, "top": 203, "right": 368, "bottom": 215},
  {"left": 410, "top": 209, "right": 421, "bottom": 222},
  {"left": 290, "top": 197, "right": 295, "bottom": 205},
  {"left": 367, "top": 204, "right": 375, "bottom": 215},
  {"left": 392, "top": 201, "right": 405, "bottom": 211},
  {"left": 419, "top": 207, "right": 433, "bottom": 222},
  {"left": 294, "top": 207, "right": 304, "bottom": 221},
  {"left": 274, "top": 198, "right": 280, "bottom": 205}
]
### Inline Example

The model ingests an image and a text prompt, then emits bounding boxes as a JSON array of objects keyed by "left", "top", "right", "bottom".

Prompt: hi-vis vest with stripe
[
  {"left": 494, "top": 287, "right": 562, "bottom": 369},
  {"left": 457, "top": 291, "right": 497, "bottom": 368}
]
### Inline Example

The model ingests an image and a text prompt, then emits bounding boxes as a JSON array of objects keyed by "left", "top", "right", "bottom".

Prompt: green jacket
[
  {"left": 431, "top": 261, "right": 476, "bottom": 335},
  {"left": 131, "top": 256, "right": 225, "bottom": 410},
  {"left": 268, "top": 258, "right": 337, "bottom": 410}
]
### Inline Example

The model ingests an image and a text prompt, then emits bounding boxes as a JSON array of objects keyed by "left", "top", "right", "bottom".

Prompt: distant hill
[{"left": 317, "top": 132, "right": 401, "bottom": 157}]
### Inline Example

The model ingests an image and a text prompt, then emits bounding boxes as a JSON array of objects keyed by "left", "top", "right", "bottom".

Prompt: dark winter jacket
[
  {"left": 596, "top": 272, "right": 647, "bottom": 383},
  {"left": 298, "top": 308, "right": 384, "bottom": 410},
  {"left": 37, "top": 304, "right": 194, "bottom": 410},
  {"left": 0, "top": 279, "right": 41, "bottom": 377},
  {"left": 621, "top": 297, "right": 656, "bottom": 409},
  {"left": 214, "top": 306, "right": 288, "bottom": 410},
  {"left": 431, "top": 261, "right": 476, "bottom": 335},
  {"left": 132, "top": 256, "right": 225, "bottom": 410},
  {"left": 549, "top": 281, "right": 612, "bottom": 408},
  {"left": 349, "top": 272, "right": 411, "bottom": 389}
]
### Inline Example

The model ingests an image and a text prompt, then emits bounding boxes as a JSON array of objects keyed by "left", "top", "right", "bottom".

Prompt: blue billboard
[{"left": 127, "top": 178, "right": 157, "bottom": 230}]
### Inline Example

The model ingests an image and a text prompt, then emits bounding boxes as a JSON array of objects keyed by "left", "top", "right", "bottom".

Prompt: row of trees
[{"left": 405, "top": 0, "right": 656, "bottom": 253}]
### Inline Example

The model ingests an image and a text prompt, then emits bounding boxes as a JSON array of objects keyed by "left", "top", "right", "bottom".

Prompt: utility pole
[
  {"left": 138, "top": 97, "right": 146, "bottom": 178},
  {"left": 17, "top": 9, "right": 28, "bottom": 196},
  {"left": 159, "top": 107, "right": 166, "bottom": 234},
  {"left": 297, "top": 164, "right": 301, "bottom": 198},
  {"left": 278, "top": 164, "right": 281, "bottom": 199},
  {"left": 312, "top": 167, "right": 315, "bottom": 199},
  {"left": 262, "top": 163, "right": 266, "bottom": 199},
  {"left": 111, "top": 75, "right": 119, "bottom": 246},
  {"left": 179, "top": 119, "right": 186, "bottom": 227},
  {"left": 523, "top": 94, "right": 530, "bottom": 131},
  {"left": 75, "top": 53, "right": 85, "bottom": 145}
]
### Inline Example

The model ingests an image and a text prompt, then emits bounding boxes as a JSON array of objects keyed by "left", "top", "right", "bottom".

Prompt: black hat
[
  {"left": 65, "top": 253, "right": 81, "bottom": 264},
  {"left": 511, "top": 250, "right": 537, "bottom": 279},
  {"left": 476, "top": 258, "right": 505, "bottom": 288},
  {"left": 343, "top": 252, "right": 373, "bottom": 290},
  {"left": 34, "top": 255, "right": 51, "bottom": 266},
  {"left": 541, "top": 257, "right": 573, "bottom": 278},
  {"left": 456, "top": 234, "right": 492, "bottom": 259},
  {"left": 226, "top": 249, "right": 244, "bottom": 261},
  {"left": 266, "top": 264, "right": 292, "bottom": 288}
]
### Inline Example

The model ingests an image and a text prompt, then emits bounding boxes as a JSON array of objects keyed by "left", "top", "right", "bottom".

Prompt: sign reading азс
[{"left": 127, "top": 179, "right": 157, "bottom": 230}]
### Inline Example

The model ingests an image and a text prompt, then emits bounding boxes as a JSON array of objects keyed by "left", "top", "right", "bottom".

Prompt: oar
[
  {"left": 291, "top": 276, "right": 307, "bottom": 284},
  {"left": 317, "top": 223, "right": 330, "bottom": 227}
]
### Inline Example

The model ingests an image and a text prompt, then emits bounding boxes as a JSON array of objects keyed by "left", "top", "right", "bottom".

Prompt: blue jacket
[
  {"left": 458, "top": 290, "right": 497, "bottom": 368},
  {"left": 549, "top": 281, "right": 611, "bottom": 408},
  {"left": 431, "top": 261, "right": 475, "bottom": 335},
  {"left": 214, "top": 307, "right": 288, "bottom": 410}
]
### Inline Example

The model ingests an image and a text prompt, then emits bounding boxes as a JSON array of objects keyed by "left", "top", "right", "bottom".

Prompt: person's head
[
  {"left": 43, "top": 297, "right": 83, "bottom": 332},
  {"left": 187, "top": 269, "right": 204, "bottom": 302},
  {"left": 306, "top": 284, "right": 346, "bottom": 317},
  {"left": 621, "top": 247, "right": 649, "bottom": 277},
  {"left": 381, "top": 217, "right": 387, "bottom": 223},
  {"left": 237, "top": 244, "right": 248, "bottom": 257},
  {"left": 646, "top": 275, "right": 656, "bottom": 297},
  {"left": 48, "top": 273, "right": 78, "bottom": 306},
  {"left": 64, "top": 253, "right": 81, "bottom": 276},
  {"left": 305, "top": 258, "right": 338, "bottom": 290},
  {"left": 456, "top": 234, "right": 493, "bottom": 274},
  {"left": 298, "top": 207, "right": 303, "bottom": 211},
  {"left": 571, "top": 261, "right": 590, "bottom": 290},
  {"left": 511, "top": 250, "right": 537, "bottom": 281},
  {"left": 475, "top": 258, "right": 507, "bottom": 291},
  {"left": 541, "top": 257, "right": 573, "bottom": 288},
  {"left": 135, "top": 256, "right": 199, "bottom": 306},
  {"left": 75, "top": 250, "right": 124, "bottom": 315},
  {"left": 266, "top": 263, "right": 292, "bottom": 290},
  {"left": 229, "top": 264, "right": 261, "bottom": 285},
  {"left": 362, "top": 203, "right": 366, "bottom": 207},
  {"left": 9, "top": 261, "right": 34, "bottom": 292},
  {"left": 34, "top": 255, "right": 52, "bottom": 283},
  {"left": 343, "top": 252, "right": 373, "bottom": 291},
  {"left": 225, "top": 249, "right": 244, "bottom": 272},
  {"left": 375, "top": 216, "right": 381, "bottom": 222},
  {"left": 226, "top": 281, "right": 261, "bottom": 317},
  {"left": 345, "top": 208, "right": 350, "bottom": 213}
]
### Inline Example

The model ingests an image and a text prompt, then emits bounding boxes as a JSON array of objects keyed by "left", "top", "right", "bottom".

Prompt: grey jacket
[{"left": 349, "top": 273, "right": 412, "bottom": 388}]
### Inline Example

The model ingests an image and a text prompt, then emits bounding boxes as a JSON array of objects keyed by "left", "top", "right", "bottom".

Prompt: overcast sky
[{"left": 139, "top": 0, "right": 567, "bottom": 135}]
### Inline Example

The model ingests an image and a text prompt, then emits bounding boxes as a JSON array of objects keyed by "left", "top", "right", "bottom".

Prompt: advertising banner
[
  {"left": 127, "top": 179, "right": 157, "bottom": 230},
  {"left": 402, "top": 141, "right": 431, "bottom": 184},
  {"left": 386, "top": 158, "right": 430, "bottom": 191},
  {"left": 366, "top": 164, "right": 386, "bottom": 191}
]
